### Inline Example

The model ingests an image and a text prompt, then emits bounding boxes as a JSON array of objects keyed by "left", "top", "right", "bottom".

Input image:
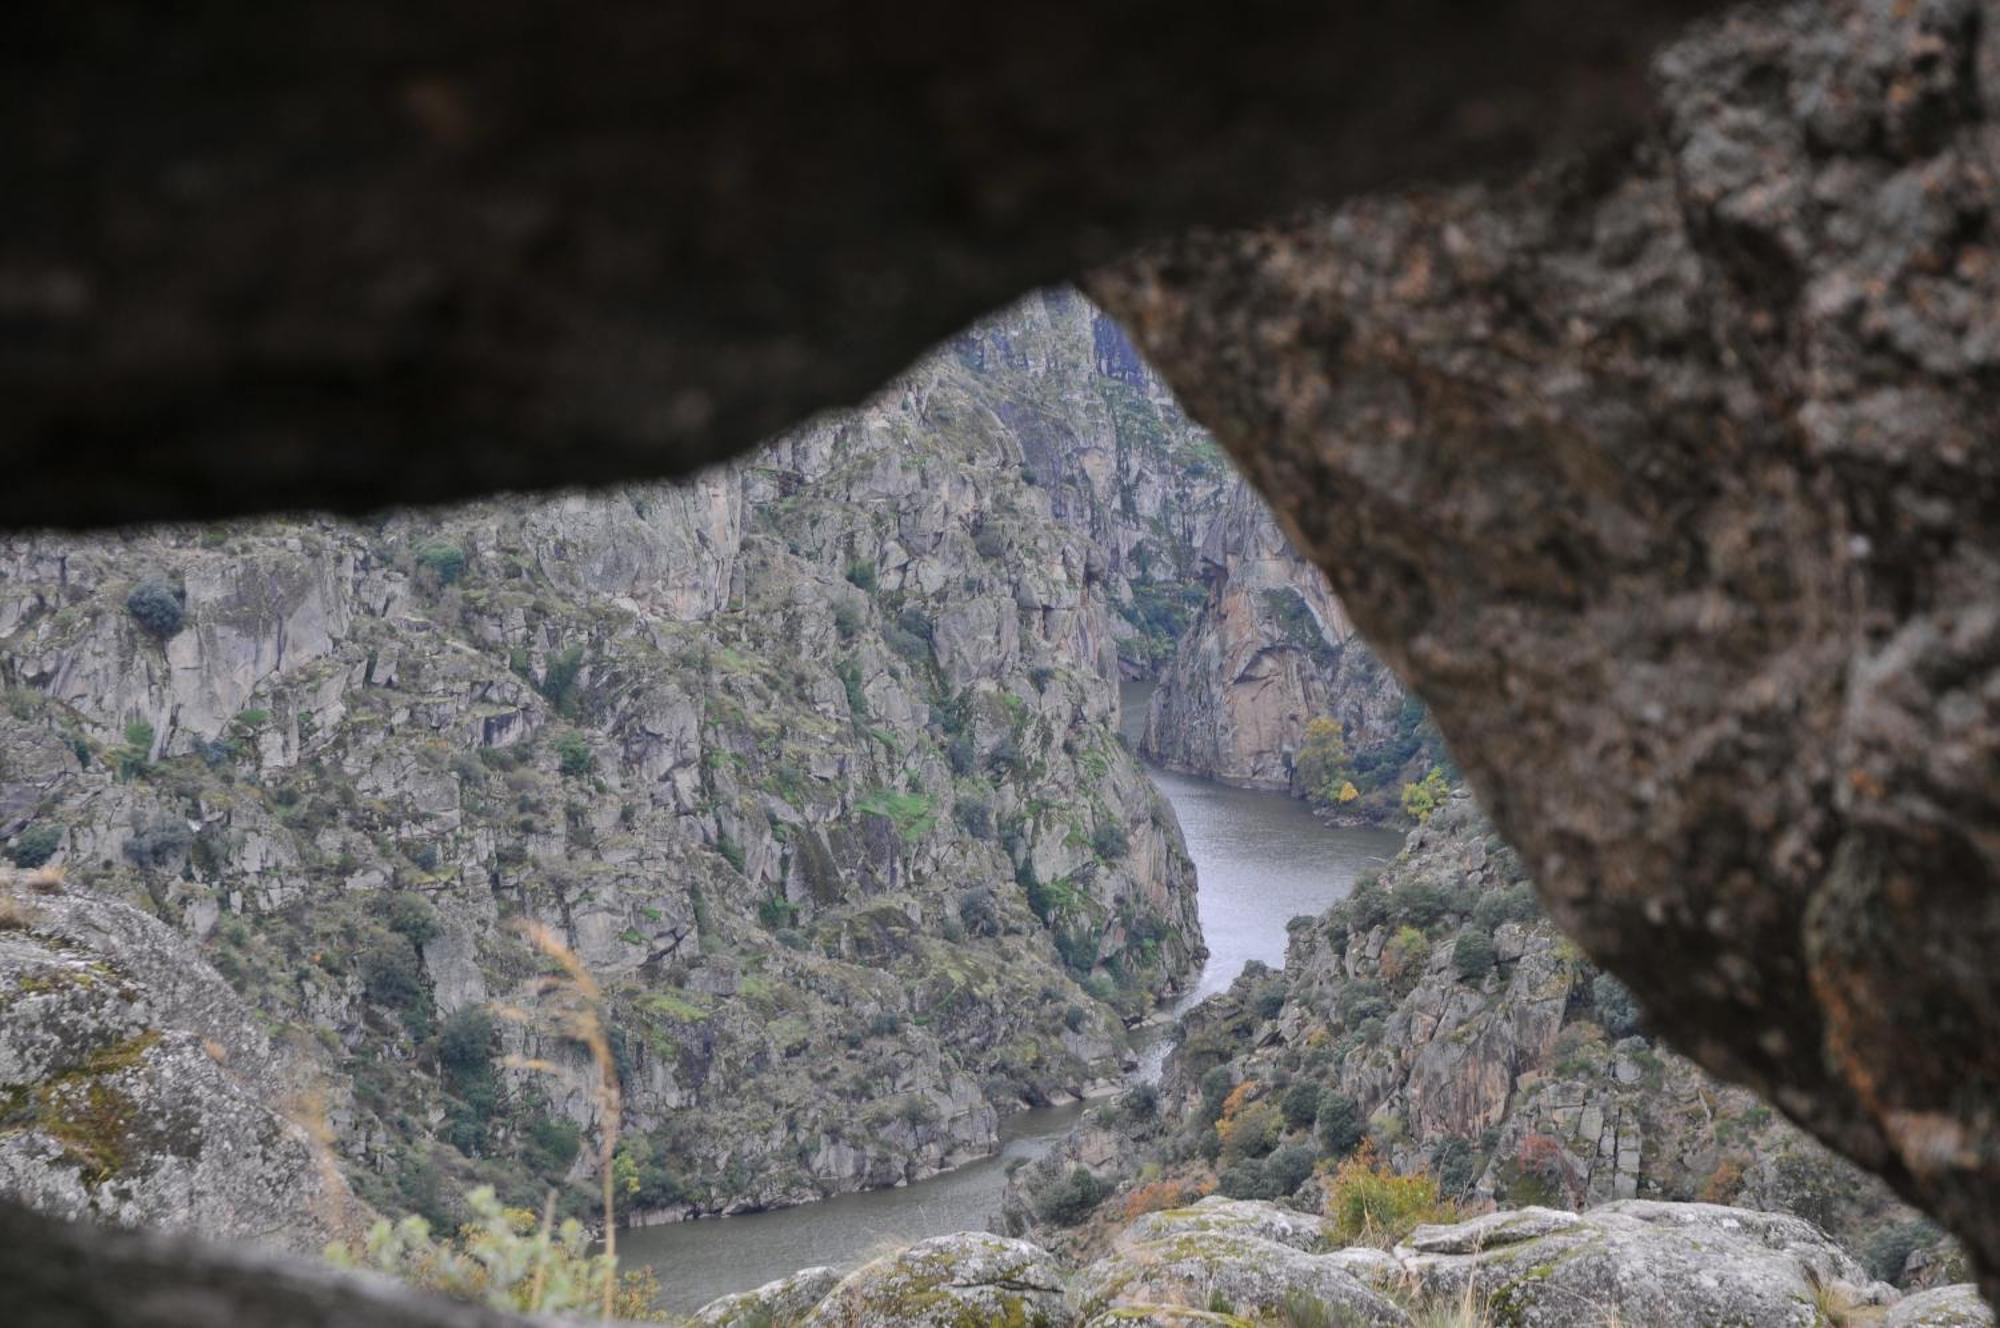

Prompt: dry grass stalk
[{"left": 495, "top": 918, "right": 622, "bottom": 1321}]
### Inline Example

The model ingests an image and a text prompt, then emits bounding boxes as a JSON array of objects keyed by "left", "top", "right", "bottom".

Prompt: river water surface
[{"left": 624, "top": 682, "right": 1402, "bottom": 1311}]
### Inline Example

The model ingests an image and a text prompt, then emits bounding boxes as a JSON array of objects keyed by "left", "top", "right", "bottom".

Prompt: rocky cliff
[
  {"left": 0, "top": 293, "right": 1213, "bottom": 1232},
  {"left": 681, "top": 1197, "right": 1989, "bottom": 1328},
  {"left": 942, "top": 289, "right": 1233, "bottom": 675},
  {"left": 1004, "top": 794, "right": 1968, "bottom": 1298},
  {"left": 1140, "top": 480, "right": 1421, "bottom": 811}
]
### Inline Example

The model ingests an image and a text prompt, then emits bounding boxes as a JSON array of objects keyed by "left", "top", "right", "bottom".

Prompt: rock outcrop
[
  {"left": 677, "top": 1197, "right": 1989, "bottom": 1328},
  {"left": 0, "top": 296, "right": 1209, "bottom": 1228},
  {"left": 1141, "top": 479, "right": 1416, "bottom": 804},
  {"left": 1395, "top": 1201, "right": 1899, "bottom": 1326},
  {"left": 0, "top": 872, "right": 344, "bottom": 1250},
  {"left": 1091, "top": 0, "right": 2000, "bottom": 1297},
  {"left": 942, "top": 290, "right": 1234, "bottom": 675}
]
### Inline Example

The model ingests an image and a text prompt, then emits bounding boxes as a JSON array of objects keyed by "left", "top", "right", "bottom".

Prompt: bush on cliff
[
  {"left": 1033, "top": 1165, "right": 1107, "bottom": 1226},
  {"left": 125, "top": 578, "right": 185, "bottom": 639}
]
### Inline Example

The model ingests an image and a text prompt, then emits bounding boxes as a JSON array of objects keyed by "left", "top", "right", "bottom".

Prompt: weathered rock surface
[
  {"left": 1888, "top": 1285, "right": 1999, "bottom": 1328},
  {"left": 1397, "top": 1201, "right": 1895, "bottom": 1326},
  {"left": 0, "top": 873, "right": 344, "bottom": 1250},
  {"left": 800, "top": 1232, "right": 1068, "bottom": 1328},
  {"left": 1091, "top": 0, "right": 2000, "bottom": 1297},
  {"left": 690, "top": 1266, "right": 845, "bottom": 1328},
  {"left": 1142, "top": 478, "right": 1415, "bottom": 802},
  {"left": 686, "top": 1197, "right": 1986, "bottom": 1328},
  {"left": 1074, "top": 1207, "right": 1408, "bottom": 1328}
]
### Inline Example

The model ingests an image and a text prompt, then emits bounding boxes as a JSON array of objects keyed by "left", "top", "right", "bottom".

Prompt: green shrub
[
  {"left": 438, "top": 1007, "right": 496, "bottom": 1078},
  {"left": 1400, "top": 766, "right": 1450, "bottom": 823},
  {"left": 952, "top": 791, "right": 993, "bottom": 839},
  {"left": 522, "top": 1115, "right": 582, "bottom": 1180},
  {"left": 956, "top": 887, "right": 999, "bottom": 936},
  {"left": 5, "top": 823, "right": 62, "bottom": 869},
  {"left": 757, "top": 895, "right": 798, "bottom": 930},
  {"left": 1316, "top": 1092, "right": 1366, "bottom": 1159},
  {"left": 1592, "top": 971, "right": 1644, "bottom": 1037},
  {"left": 415, "top": 542, "right": 467, "bottom": 585},
  {"left": 1199, "top": 1066, "right": 1235, "bottom": 1125},
  {"left": 1864, "top": 1218, "right": 1943, "bottom": 1284},
  {"left": 327, "top": 1184, "right": 660, "bottom": 1318},
  {"left": 118, "top": 719, "right": 156, "bottom": 780},
  {"left": 385, "top": 892, "right": 441, "bottom": 948},
  {"left": 1281, "top": 1081, "right": 1323, "bottom": 1129},
  {"left": 124, "top": 816, "right": 191, "bottom": 870},
  {"left": 832, "top": 598, "right": 863, "bottom": 641},
  {"left": 1218, "top": 1159, "right": 1275, "bottom": 1199},
  {"left": 1326, "top": 1148, "right": 1452, "bottom": 1246},
  {"left": 1266, "top": 1142, "right": 1318, "bottom": 1194},
  {"left": 555, "top": 730, "right": 594, "bottom": 777},
  {"left": 1090, "top": 820, "right": 1129, "bottom": 862},
  {"left": 836, "top": 656, "right": 868, "bottom": 718},
  {"left": 1453, "top": 927, "right": 1497, "bottom": 981},
  {"left": 1219, "top": 1100, "right": 1282, "bottom": 1163},
  {"left": 538, "top": 644, "right": 586, "bottom": 717},
  {"left": 362, "top": 935, "right": 427, "bottom": 1013},
  {"left": 1472, "top": 882, "right": 1540, "bottom": 931},
  {"left": 1033, "top": 1166, "right": 1106, "bottom": 1226},
  {"left": 844, "top": 559, "right": 877, "bottom": 592},
  {"left": 125, "top": 579, "right": 185, "bottom": 639}
]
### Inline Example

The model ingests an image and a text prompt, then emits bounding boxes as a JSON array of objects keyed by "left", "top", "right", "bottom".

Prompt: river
[{"left": 622, "top": 682, "right": 1403, "bottom": 1312}]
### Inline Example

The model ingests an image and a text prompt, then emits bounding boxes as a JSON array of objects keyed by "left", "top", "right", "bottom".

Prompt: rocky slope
[
  {"left": 1003, "top": 793, "right": 1969, "bottom": 1298},
  {"left": 0, "top": 292, "right": 1215, "bottom": 1233},
  {"left": 1140, "top": 479, "right": 1425, "bottom": 813},
  {"left": 689, "top": 1196, "right": 1991, "bottom": 1328}
]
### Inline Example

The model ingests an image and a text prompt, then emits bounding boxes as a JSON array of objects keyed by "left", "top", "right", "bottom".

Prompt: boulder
[
  {"left": 801, "top": 1233, "right": 1069, "bottom": 1328},
  {"left": 691, "top": 1265, "right": 843, "bottom": 1328},
  {"left": 1076, "top": 1223, "right": 1409, "bottom": 1327},
  {"left": 1887, "top": 1286, "right": 1997, "bottom": 1328},
  {"left": 1397, "top": 1201, "right": 1897, "bottom": 1326}
]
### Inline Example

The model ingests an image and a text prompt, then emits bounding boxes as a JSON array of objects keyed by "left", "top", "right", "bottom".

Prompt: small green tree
[
  {"left": 1400, "top": 766, "right": 1450, "bottom": 822},
  {"left": 118, "top": 720, "right": 155, "bottom": 780},
  {"left": 1315, "top": 1092, "right": 1366, "bottom": 1159},
  {"left": 1453, "top": 927, "right": 1497, "bottom": 981},
  {"left": 1295, "top": 717, "right": 1353, "bottom": 806},
  {"left": 555, "top": 730, "right": 594, "bottom": 777}
]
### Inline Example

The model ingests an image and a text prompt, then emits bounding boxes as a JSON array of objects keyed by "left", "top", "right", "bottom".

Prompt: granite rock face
[
  {"left": 1142, "top": 478, "right": 1412, "bottom": 797},
  {"left": 1092, "top": 0, "right": 2000, "bottom": 1297},
  {"left": 1398, "top": 1201, "right": 1897, "bottom": 1326},
  {"left": 799, "top": 1233, "right": 1068, "bottom": 1328},
  {"left": 0, "top": 873, "right": 344, "bottom": 1250}
]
